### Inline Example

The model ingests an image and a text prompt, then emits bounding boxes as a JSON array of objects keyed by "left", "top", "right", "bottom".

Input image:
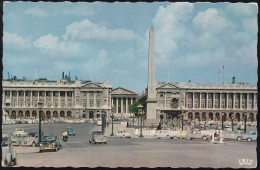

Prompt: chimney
[
  {"left": 62, "top": 72, "right": 64, "bottom": 79},
  {"left": 232, "top": 76, "right": 236, "bottom": 84}
]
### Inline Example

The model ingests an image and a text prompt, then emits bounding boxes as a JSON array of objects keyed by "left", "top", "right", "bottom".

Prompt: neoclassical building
[
  {"left": 140, "top": 80, "right": 257, "bottom": 123},
  {"left": 143, "top": 26, "right": 257, "bottom": 124},
  {"left": 2, "top": 78, "right": 137, "bottom": 120}
]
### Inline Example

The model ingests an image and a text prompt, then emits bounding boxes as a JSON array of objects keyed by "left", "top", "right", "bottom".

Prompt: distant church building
[{"left": 141, "top": 27, "right": 257, "bottom": 124}]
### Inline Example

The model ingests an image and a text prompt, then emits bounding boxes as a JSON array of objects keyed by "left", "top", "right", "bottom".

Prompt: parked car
[
  {"left": 175, "top": 131, "right": 188, "bottom": 139},
  {"left": 39, "top": 135, "right": 62, "bottom": 152},
  {"left": 115, "top": 130, "right": 131, "bottom": 138},
  {"left": 12, "top": 128, "right": 28, "bottom": 137},
  {"left": 67, "top": 119, "right": 75, "bottom": 124},
  {"left": 186, "top": 130, "right": 210, "bottom": 140},
  {"left": 66, "top": 127, "right": 75, "bottom": 136},
  {"left": 96, "top": 119, "right": 102, "bottom": 126},
  {"left": 153, "top": 130, "right": 175, "bottom": 139},
  {"left": 89, "top": 131, "right": 107, "bottom": 144},
  {"left": 222, "top": 131, "right": 242, "bottom": 141},
  {"left": 2, "top": 137, "right": 17, "bottom": 166},
  {"left": 224, "top": 125, "right": 232, "bottom": 131},
  {"left": 20, "top": 133, "right": 39, "bottom": 146},
  {"left": 241, "top": 131, "right": 257, "bottom": 142}
]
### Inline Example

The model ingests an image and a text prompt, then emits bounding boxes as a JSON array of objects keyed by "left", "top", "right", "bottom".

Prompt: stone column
[
  {"left": 44, "top": 91, "right": 47, "bottom": 107},
  {"left": 3, "top": 90, "right": 5, "bottom": 106},
  {"left": 17, "top": 91, "right": 19, "bottom": 107},
  {"left": 37, "top": 91, "right": 40, "bottom": 104},
  {"left": 30, "top": 91, "right": 33, "bottom": 108},
  {"left": 206, "top": 93, "right": 208, "bottom": 109},
  {"left": 226, "top": 93, "right": 228, "bottom": 109},
  {"left": 65, "top": 91, "right": 68, "bottom": 107},
  {"left": 126, "top": 98, "right": 128, "bottom": 113},
  {"left": 246, "top": 93, "right": 249, "bottom": 110},
  {"left": 94, "top": 93, "right": 96, "bottom": 107},
  {"left": 239, "top": 93, "right": 242, "bottom": 109},
  {"left": 233, "top": 93, "right": 235, "bottom": 109},
  {"left": 192, "top": 92, "right": 195, "bottom": 108},
  {"left": 112, "top": 97, "right": 114, "bottom": 108},
  {"left": 23, "top": 91, "right": 26, "bottom": 107},
  {"left": 58, "top": 91, "right": 61, "bottom": 107},
  {"left": 51, "top": 91, "right": 54, "bottom": 108},
  {"left": 183, "top": 92, "right": 186, "bottom": 108},
  {"left": 121, "top": 97, "right": 123, "bottom": 113},
  {"left": 164, "top": 92, "right": 167, "bottom": 108},
  {"left": 253, "top": 93, "right": 256, "bottom": 110},
  {"left": 199, "top": 93, "right": 201, "bottom": 108},
  {"left": 213, "top": 93, "right": 215, "bottom": 109},
  {"left": 10, "top": 90, "right": 13, "bottom": 107},
  {"left": 219, "top": 93, "right": 222, "bottom": 109},
  {"left": 131, "top": 98, "right": 133, "bottom": 105},
  {"left": 116, "top": 98, "right": 118, "bottom": 113}
]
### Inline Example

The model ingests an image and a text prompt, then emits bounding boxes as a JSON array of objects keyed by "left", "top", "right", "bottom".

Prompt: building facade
[
  {"left": 140, "top": 81, "right": 257, "bottom": 123},
  {"left": 2, "top": 78, "right": 137, "bottom": 120}
]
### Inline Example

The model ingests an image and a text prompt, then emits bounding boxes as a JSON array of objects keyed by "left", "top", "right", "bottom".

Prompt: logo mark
[{"left": 239, "top": 158, "right": 253, "bottom": 166}]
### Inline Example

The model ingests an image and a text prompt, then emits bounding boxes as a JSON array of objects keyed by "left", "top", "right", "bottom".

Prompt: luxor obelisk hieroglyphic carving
[{"left": 146, "top": 26, "right": 158, "bottom": 124}]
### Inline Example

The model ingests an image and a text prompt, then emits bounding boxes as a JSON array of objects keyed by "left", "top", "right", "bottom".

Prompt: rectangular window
[
  {"left": 12, "top": 91, "right": 17, "bottom": 96},
  {"left": 60, "top": 91, "right": 65, "bottom": 97},
  {"left": 90, "top": 100, "right": 94, "bottom": 107},
  {"left": 83, "top": 102, "right": 87, "bottom": 107},
  {"left": 26, "top": 91, "right": 31, "bottom": 97},
  {"left": 82, "top": 91, "right": 86, "bottom": 97},
  {"left": 5, "top": 91, "right": 10, "bottom": 96},
  {"left": 39, "top": 91, "right": 45, "bottom": 97},
  {"left": 53, "top": 91, "right": 58, "bottom": 97},
  {"left": 97, "top": 100, "right": 100, "bottom": 107},
  {"left": 46, "top": 91, "right": 51, "bottom": 97},
  {"left": 33, "top": 91, "right": 38, "bottom": 97},
  {"left": 96, "top": 92, "right": 101, "bottom": 97},
  {"left": 19, "top": 91, "right": 24, "bottom": 97}
]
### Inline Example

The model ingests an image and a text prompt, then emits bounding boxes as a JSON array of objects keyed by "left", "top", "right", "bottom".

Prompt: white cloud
[
  {"left": 192, "top": 8, "right": 234, "bottom": 34},
  {"left": 4, "top": 32, "right": 31, "bottom": 49},
  {"left": 64, "top": 19, "right": 138, "bottom": 42},
  {"left": 84, "top": 49, "right": 110, "bottom": 70},
  {"left": 152, "top": 3, "right": 193, "bottom": 59},
  {"left": 33, "top": 34, "right": 80, "bottom": 57},
  {"left": 226, "top": 3, "right": 258, "bottom": 17},
  {"left": 25, "top": 7, "right": 48, "bottom": 17}
]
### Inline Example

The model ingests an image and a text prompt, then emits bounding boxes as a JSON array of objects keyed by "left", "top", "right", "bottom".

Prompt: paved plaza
[{"left": 2, "top": 122, "right": 257, "bottom": 168}]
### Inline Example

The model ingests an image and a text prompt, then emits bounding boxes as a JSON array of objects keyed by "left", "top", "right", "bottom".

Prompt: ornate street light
[
  {"left": 137, "top": 104, "right": 145, "bottom": 138},
  {"left": 110, "top": 109, "right": 114, "bottom": 136},
  {"left": 101, "top": 110, "right": 107, "bottom": 135},
  {"left": 222, "top": 113, "right": 224, "bottom": 131},
  {"left": 231, "top": 117, "right": 234, "bottom": 131},
  {"left": 244, "top": 112, "right": 247, "bottom": 134},
  {"left": 38, "top": 102, "right": 43, "bottom": 145}
]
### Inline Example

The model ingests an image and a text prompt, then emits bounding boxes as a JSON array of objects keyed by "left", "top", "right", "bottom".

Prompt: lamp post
[
  {"left": 244, "top": 113, "right": 247, "bottom": 134},
  {"left": 222, "top": 113, "right": 224, "bottom": 131},
  {"left": 38, "top": 102, "right": 43, "bottom": 145},
  {"left": 137, "top": 104, "right": 145, "bottom": 138},
  {"left": 231, "top": 117, "right": 234, "bottom": 131},
  {"left": 110, "top": 110, "right": 114, "bottom": 136},
  {"left": 101, "top": 110, "right": 106, "bottom": 135}
]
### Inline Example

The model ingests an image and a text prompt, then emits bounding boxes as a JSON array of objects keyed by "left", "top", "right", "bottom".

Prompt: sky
[{"left": 3, "top": 2, "right": 258, "bottom": 93}]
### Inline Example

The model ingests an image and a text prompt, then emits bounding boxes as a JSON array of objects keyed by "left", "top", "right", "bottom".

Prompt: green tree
[{"left": 128, "top": 101, "right": 140, "bottom": 116}]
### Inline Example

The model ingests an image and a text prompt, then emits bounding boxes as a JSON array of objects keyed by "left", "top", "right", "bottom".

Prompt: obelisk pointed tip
[{"left": 150, "top": 26, "right": 154, "bottom": 31}]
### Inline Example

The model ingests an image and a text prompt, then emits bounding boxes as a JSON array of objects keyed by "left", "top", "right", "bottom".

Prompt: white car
[
  {"left": 89, "top": 131, "right": 107, "bottom": 144},
  {"left": 115, "top": 130, "right": 131, "bottom": 138},
  {"left": 2, "top": 137, "right": 17, "bottom": 166},
  {"left": 13, "top": 128, "right": 28, "bottom": 137},
  {"left": 153, "top": 130, "right": 175, "bottom": 139},
  {"left": 96, "top": 119, "right": 102, "bottom": 126},
  {"left": 20, "top": 133, "right": 39, "bottom": 147}
]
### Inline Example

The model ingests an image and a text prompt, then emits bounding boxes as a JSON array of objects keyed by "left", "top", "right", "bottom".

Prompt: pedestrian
[{"left": 62, "top": 130, "right": 68, "bottom": 142}]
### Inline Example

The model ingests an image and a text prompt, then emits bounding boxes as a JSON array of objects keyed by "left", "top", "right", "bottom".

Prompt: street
[{"left": 2, "top": 122, "right": 257, "bottom": 168}]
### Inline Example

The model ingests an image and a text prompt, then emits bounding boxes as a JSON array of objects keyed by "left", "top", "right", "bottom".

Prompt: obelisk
[{"left": 146, "top": 26, "right": 157, "bottom": 124}]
